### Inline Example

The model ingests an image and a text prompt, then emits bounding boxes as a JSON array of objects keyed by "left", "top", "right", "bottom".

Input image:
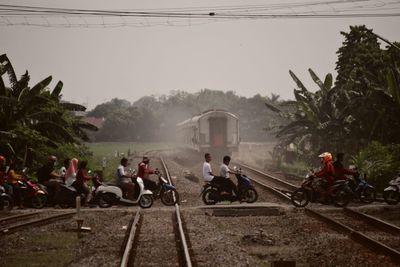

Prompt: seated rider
[
  {"left": 6, "top": 162, "right": 24, "bottom": 209},
  {"left": 202, "top": 153, "right": 228, "bottom": 194},
  {"left": 137, "top": 156, "right": 158, "bottom": 191},
  {"left": 333, "top": 152, "right": 357, "bottom": 181},
  {"left": 59, "top": 158, "right": 70, "bottom": 184},
  {"left": 0, "top": 155, "right": 12, "bottom": 195},
  {"left": 72, "top": 160, "right": 92, "bottom": 206},
  {"left": 219, "top": 155, "right": 240, "bottom": 199},
  {"left": 116, "top": 157, "right": 135, "bottom": 200},
  {"left": 314, "top": 152, "right": 336, "bottom": 198},
  {"left": 37, "top": 155, "right": 62, "bottom": 206}
]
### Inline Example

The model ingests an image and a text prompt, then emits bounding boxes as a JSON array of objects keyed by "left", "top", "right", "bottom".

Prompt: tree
[{"left": 0, "top": 54, "right": 97, "bottom": 165}]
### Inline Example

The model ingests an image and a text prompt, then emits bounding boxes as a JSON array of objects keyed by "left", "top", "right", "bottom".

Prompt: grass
[
  {"left": 2, "top": 232, "right": 77, "bottom": 267},
  {"left": 86, "top": 142, "right": 174, "bottom": 182}
]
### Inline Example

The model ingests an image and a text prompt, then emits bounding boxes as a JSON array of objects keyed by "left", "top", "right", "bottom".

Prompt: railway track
[
  {"left": 119, "top": 157, "right": 194, "bottom": 267},
  {"left": 0, "top": 211, "right": 75, "bottom": 235},
  {"left": 234, "top": 162, "right": 295, "bottom": 202},
  {"left": 235, "top": 163, "right": 400, "bottom": 263},
  {"left": 305, "top": 208, "right": 400, "bottom": 262}
]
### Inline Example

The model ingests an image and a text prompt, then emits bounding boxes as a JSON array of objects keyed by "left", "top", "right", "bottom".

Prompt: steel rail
[
  {"left": 160, "top": 157, "right": 193, "bottom": 267},
  {"left": 247, "top": 174, "right": 292, "bottom": 202},
  {"left": 305, "top": 208, "right": 400, "bottom": 262},
  {"left": 0, "top": 211, "right": 75, "bottom": 235},
  {"left": 0, "top": 211, "right": 40, "bottom": 224},
  {"left": 343, "top": 207, "right": 400, "bottom": 234},
  {"left": 235, "top": 162, "right": 298, "bottom": 191},
  {"left": 120, "top": 209, "right": 141, "bottom": 267}
]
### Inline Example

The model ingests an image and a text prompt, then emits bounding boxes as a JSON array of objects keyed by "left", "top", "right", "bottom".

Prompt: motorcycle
[
  {"left": 152, "top": 170, "right": 179, "bottom": 206},
  {"left": 348, "top": 172, "right": 376, "bottom": 203},
  {"left": 94, "top": 170, "right": 153, "bottom": 209},
  {"left": 17, "top": 177, "right": 48, "bottom": 209},
  {"left": 56, "top": 171, "right": 100, "bottom": 208},
  {"left": 383, "top": 175, "right": 400, "bottom": 205},
  {"left": 201, "top": 168, "right": 258, "bottom": 205},
  {"left": 291, "top": 172, "right": 352, "bottom": 207},
  {"left": 0, "top": 184, "right": 13, "bottom": 211}
]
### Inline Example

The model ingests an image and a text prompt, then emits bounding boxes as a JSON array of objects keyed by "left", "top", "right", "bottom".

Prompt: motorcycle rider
[
  {"left": 59, "top": 158, "right": 70, "bottom": 184},
  {"left": 314, "top": 152, "right": 336, "bottom": 201},
  {"left": 37, "top": 155, "right": 62, "bottom": 206},
  {"left": 219, "top": 155, "right": 240, "bottom": 200},
  {"left": 333, "top": 152, "right": 357, "bottom": 181},
  {"left": 137, "top": 156, "right": 158, "bottom": 191},
  {"left": 202, "top": 153, "right": 229, "bottom": 194},
  {"left": 0, "top": 155, "right": 12, "bottom": 195},
  {"left": 72, "top": 160, "right": 91, "bottom": 206},
  {"left": 116, "top": 157, "right": 135, "bottom": 200},
  {"left": 7, "top": 162, "right": 24, "bottom": 208}
]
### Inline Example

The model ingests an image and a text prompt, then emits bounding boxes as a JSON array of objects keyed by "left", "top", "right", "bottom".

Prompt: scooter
[
  {"left": 348, "top": 172, "right": 376, "bottom": 204},
  {"left": 383, "top": 174, "right": 400, "bottom": 205},
  {"left": 95, "top": 173, "right": 153, "bottom": 209},
  {"left": 56, "top": 171, "right": 100, "bottom": 208},
  {"left": 0, "top": 184, "right": 13, "bottom": 211},
  {"left": 152, "top": 170, "right": 179, "bottom": 206},
  {"left": 201, "top": 168, "right": 258, "bottom": 205}
]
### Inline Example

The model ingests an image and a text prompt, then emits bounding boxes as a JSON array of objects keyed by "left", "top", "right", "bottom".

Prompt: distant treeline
[{"left": 87, "top": 90, "right": 281, "bottom": 142}]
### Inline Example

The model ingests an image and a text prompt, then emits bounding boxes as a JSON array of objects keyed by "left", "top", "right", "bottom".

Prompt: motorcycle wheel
[
  {"left": 383, "top": 190, "right": 400, "bottom": 205},
  {"left": 139, "top": 194, "right": 153, "bottom": 208},
  {"left": 202, "top": 188, "right": 218, "bottom": 205},
  {"left": 31, "top": 194, "right": 47, "bottom": 209},
  {"left": 243, "top": 188, "right": 258, "bottom": 203},
  {"left": 360, "top": 187, "right": 376, "bottom": 204},
  {"left": 332, "top": 189, "right": 351, "bottom": 207},
  {"left": 160, "top": 188, "right": 179, "bottom": 206},
  {"left": 98, "top": 193, "right": 115, "bottom": 208},
  {"left": 291, "top": 188, "right": 310, "bottom": 207},
  {"left": 0, "top": 195, "right": 13, "bottom": 211}
]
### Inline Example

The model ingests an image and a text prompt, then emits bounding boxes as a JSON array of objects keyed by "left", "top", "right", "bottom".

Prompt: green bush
[{"left": 351, "top": 142, "right": 400, "bottom": 191}]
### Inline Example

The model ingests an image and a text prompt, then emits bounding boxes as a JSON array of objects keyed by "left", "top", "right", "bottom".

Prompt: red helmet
[
  {"left": 318, "top": 152, "right": 332, "bottom": 164},
  {"left": 48, "top": 155, "right": 57, "bottom": 162},
  {"left": 0, "top": 155, "right": 5, "bottom": 162}
]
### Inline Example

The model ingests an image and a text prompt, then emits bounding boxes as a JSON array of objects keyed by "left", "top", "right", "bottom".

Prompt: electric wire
[{"left": 0, "top": 0, "right": 399, "bottom": 28}]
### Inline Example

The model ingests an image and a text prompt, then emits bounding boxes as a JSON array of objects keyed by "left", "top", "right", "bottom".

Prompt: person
[
  {"left": 116, "top": 157, "right": 136, "bottom": 200},
  {"left": 202, "top": 153, "right": 228, "bottom": 194},
  {"left": 37, "top": 155, "right": 62, "bottom": 206},
  {"left": 219, "top": 155, "right": 240, "bottom": 199},
  {"left": 137, "top": 156, "right": 158, "bottom": 191},
  {"left": 314, "top": 152, "right": 336, "bottom": 200},
  {"left": 59, "top": 158, "right": 70, "bottom": 184},
  {"left": 333, "top": 152, "right": 357, "bottom": 181},
  {"left": 65, "top": 158, "right": 78, "bottom": 187},
  {"left": 0, "top": 155, "right": 12, "bottom": 195},
  {"left": 7, "top": 162, "right": 24, "bottom": 208},
  {"left": 72, "top": 160, "right": 91, "bottom": 206}
]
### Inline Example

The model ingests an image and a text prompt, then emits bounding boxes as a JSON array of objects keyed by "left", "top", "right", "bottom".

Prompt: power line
[{"left": 0, "top": 0, "right": 399, "bottom": 28}]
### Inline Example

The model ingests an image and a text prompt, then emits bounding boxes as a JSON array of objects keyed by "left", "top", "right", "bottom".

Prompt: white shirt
[
  {"left": 202, "top": 162, "right": 214, "bottom": 182},
  {"left": 59, "top": 166, "right": 67, "bottom": 178},
  {"left": 220, "top": 163, "right": 230, "bottom": 179},
  {"left": 116, "top": 164, "right": 130, "bottom": 183}
]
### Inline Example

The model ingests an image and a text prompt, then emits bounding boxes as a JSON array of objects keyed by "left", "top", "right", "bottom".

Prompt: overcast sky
[{"left": 1, "top": 0, "right": 400, "bottom": 109}]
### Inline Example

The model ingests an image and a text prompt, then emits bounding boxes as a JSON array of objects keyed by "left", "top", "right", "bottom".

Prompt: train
[{"left": 176, "top": 109, "right": 240, "bottom": 155}]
